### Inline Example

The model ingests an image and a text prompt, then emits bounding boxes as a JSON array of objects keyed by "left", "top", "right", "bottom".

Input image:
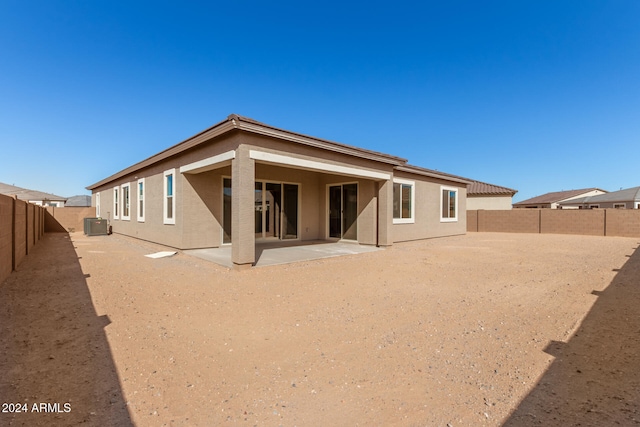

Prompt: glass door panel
[
  {"left": 265, "top": 183, "right": 281, "bottom": 239},
  {"left": 282, "top": 183, "right": 298, "bottom": 239},
  {"left": 329, "top": 183, "right": 358, "bottom": 240},
  {"left": 223, "top": 178, "right": 232, "bottom": 244},
  {"left": 329, "top": 185, "right": 342, "bottom": 238},
  {"left": 342, "top": 183, "right": 358, "bottom": 240},
  {"left": 255, "top": 182, "right": 263, "bottom": 236}
]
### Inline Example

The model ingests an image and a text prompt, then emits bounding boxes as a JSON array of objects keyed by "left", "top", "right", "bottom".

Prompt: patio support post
[
  {"left": 377, "top": 178, "right": 393, "bottom": 247},
  {"left": 231, "top": 145, "right": 255, "bottom": 267}
]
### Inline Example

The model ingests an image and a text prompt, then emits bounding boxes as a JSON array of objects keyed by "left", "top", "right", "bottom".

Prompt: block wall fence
[
  {"left": 45, "top": 206, "right": 96, "bottom": 233},
  {"left": 0, "top": 194, "right": 46, "bottom": 284},
  {"left": 467, "top": 209, "right": 640, "bottom": 238}
]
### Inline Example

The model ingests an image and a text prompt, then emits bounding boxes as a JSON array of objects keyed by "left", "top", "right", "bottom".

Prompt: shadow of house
[
  {"left": 0, "top": 233, "right": 133, "bottom": 426},
  {"left": 503, "top": 241, "right": 640, "bottom": 425}
]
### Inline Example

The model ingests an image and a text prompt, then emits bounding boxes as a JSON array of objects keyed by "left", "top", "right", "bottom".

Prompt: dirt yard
[{"left": 1, "top": 231, "right": 639, "bottom": 426}]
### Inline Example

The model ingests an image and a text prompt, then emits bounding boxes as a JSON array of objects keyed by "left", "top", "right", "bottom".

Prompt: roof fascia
[
  {"left": 88, "top": 115, "right": 409, "bottom": 190},
  {"left": 87, "top": 119, "right": 237, "bottom": 190},
  {"left": 395, "top": 165, "right": 471, "bottom": 185},
  {"left": 234, "top": 118, "right": 406, "bottom": 166}
]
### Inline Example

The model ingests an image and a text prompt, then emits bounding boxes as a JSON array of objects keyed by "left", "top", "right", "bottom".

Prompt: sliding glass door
[
  {"left": 223, "top": 179, "right": 298, "bottom": 244},
  {"left": 328, "top": 183, "right": 358, "bottom": 241}
]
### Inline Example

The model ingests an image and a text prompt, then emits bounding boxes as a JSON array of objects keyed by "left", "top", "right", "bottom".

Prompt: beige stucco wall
[
  {"left": 93, "top": 132, "right": 392, "bottom": 249},
  {"left": 392, "top": 172, "right": 467, "bottom": 242},
  {"left": 467, "top": 195, "right": 513, "bottom": 210},
  {"left": 90, "top": 129, "right": 468, "bottom": 252}
]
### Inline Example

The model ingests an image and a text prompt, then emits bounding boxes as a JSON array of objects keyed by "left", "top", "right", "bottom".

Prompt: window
[
  {"left": 96, "top": 192, "right": 101, "bottom": 217},
  {"left": 137, "top": 178, "right": 145, "bottom": 222},
  {"left": 164, "top": 169, "right": 176, "bottom": 224},
  {"left": 113, "top": 186, "right": 119, "bottom": 219},
  {"left": 614, "top": 203, "right": 626, "bottom": 209},
  {"left": 121, "top": 183, "right": 130, "bottom": 220},
  {"left": 441, "top": 186, "right": 458, "bottom": 222},
  {"left": 392, "top": 178, "right": 415, "bottom": 224}
]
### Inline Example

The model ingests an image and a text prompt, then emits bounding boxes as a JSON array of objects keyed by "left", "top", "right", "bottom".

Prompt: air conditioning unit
[
  {"left": 86, "top": 218, "right": 108, "bottom": 236},
  {"left": 84, "top": 217, "right": 98, "bottom": 234}
]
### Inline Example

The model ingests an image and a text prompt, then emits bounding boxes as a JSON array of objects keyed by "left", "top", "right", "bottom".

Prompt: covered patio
[{"left": 183, "top": 240, "right": 382, "bottom": 268}]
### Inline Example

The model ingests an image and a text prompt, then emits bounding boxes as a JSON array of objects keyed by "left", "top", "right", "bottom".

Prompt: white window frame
[
  {"left": 121, "top": 183, "right": 131, "bottom": 220},
  {"left": 113, "top": 186, "right": 119, "bottom": 219},
  {"left": 588, "top": 204, "right": 600, "bottom": 209},
  {"left": 440, "top": 186, "right": 459, "bottom": 222},
  {"left": 96, "top": 192, "right": 101, "bottom": 217},
  {"left": 392, "top": 178, "right": 415, "bottom": 224},
  {"left": 613, "top": 203, "right": 626, "bottom": 209},
  {"left": 137, "top": 178, "right": 145, "bottom": 222},
  {"left": 163, "top": 169, "right": 176, "bottom": 225}
]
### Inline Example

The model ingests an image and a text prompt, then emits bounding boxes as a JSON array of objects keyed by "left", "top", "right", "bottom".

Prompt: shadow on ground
[
  {"left": 0, "top": 233, "right": 132, "bottom": 426},
  {"left": 503, "top": 241, "right": 640, "bottom": 425}
]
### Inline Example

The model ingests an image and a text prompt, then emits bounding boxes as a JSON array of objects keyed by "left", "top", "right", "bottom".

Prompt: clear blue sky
[{"left": 1, "top": 1, "right": 638, "bottom": 202}]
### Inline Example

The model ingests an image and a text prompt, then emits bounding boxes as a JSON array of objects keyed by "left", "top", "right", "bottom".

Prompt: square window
[{"left": 393, "top": 179, "right": 415, "bottom": 224}]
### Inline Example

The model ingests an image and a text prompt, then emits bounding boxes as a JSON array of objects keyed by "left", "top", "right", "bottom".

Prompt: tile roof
[
  {"left": 65, "top": 195, "right": 92, "bottom": 206},
  {"left": 88, "top": 114, "right": 408, "bottom": 190},
  {"left": 513, "top": 188, "right": 606, "bottom": 206},
  {"left": 0, "top": 182, "right": 67, "bottom": 202},
  {"left": 559, "top": 186, "right": 640, "bottom": 205},
  {"left": 468, "top": 180, "right": 517, "bottom": 196},
  {"left": 396, "top": 164, "right": 471, "bottom": 185}
]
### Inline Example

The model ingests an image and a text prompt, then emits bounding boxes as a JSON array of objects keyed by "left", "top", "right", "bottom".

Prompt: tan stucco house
[
  {"left": 558, "top": 186, "right": 640, "bottom": 209},
  {"left": 87, "top": 114, "right": 470, "bottom": 268},
  {"left": 0, "top": 182, "right": 67, "bottom": 207},
  {"left": 467, "top": 180, "right": 517, "bottom": 210},
  {"left": 513, "top": 188, "right": 607, "bottom": 209}
]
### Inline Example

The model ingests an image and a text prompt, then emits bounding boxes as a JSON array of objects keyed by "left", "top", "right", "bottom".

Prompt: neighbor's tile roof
[
  {"left": 513, "top": 188, "right": 606, "bottom": 206},
  {"left": 468, "top": 180, "right": 517, "bottom": 196},
  {"left": 65, "top": 195, "right": 92, "bottom": 206},
  {"left": 0, "top": 182, "right": 67, "bottom": 202},
  {"left": 560, "top": 186, "right": 640, "bottom": 205}
]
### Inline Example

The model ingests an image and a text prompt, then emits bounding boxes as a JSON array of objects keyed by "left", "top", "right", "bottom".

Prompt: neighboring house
[
  {"left": 467, "top": 180, "right": 517, "bottom": 210},
  {"left": 558, "top": 186, "right": 640, "bottom": 209},
  {"left": 0, "top": 182, "right": 67, "bottom": 207},
  {"left": 65, "top": 195, "right": 92, "bottom": 207},
  {"left": 87, "top": 114, "right": 471, "bottom": 267},
  {"left": 513, "top": 188, "right": 607, "bottom": 209}
]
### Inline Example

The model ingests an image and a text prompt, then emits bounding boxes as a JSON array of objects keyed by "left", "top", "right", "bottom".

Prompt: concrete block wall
[
  {"left": 468, "top": 209, "right": 640, "bottom": 238},
  {"left": 45, "top": 206, "right": 96, "bottom": 233},
  {"left": 14, "top": 199, "right": 27, "bottom": 268},
  {"left": 606, "top": 209, "right": 640, "bottom": 237},
  {"left": 466, "top": 209, "right": 478, "bottom": 232},
  {"left": 0, "top": 196, "right": 13, "bottom": 284},
  {"left": 476, "top": 209, "right": 540, "bottom": 233},
  {"left": 540, "top": 209, "right": 604, "bottom": 236},
  {"left": 0, "top": 194, "right": 46, "bottom": 285}
]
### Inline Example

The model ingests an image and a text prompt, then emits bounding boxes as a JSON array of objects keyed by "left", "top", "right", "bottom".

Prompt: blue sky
[{"left": 1, "top": 1, "right": 638, "bottom": 202}]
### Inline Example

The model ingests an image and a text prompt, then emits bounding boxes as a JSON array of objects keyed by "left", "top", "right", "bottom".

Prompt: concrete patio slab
[{"left": 183, "top": 240, "right": 382, "bottom": 268}]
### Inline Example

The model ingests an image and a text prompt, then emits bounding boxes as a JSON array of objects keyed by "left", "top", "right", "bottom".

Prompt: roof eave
[
  {"left": 233, "top": 116, "right": 406, "bottom": 166},
  {"left": 395, "top": 165, "right": 472, "bottom": 185},
  {"left": 87, "top": 115, "right": 408, "bottom": 190},
  {"left": 87, "top": 118, "right": 237, "bottom": 190}
]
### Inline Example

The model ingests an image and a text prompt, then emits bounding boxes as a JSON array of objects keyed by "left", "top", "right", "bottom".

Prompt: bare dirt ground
[{"left": 1, "top": 231, "right": 639, "bottom": 426}]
